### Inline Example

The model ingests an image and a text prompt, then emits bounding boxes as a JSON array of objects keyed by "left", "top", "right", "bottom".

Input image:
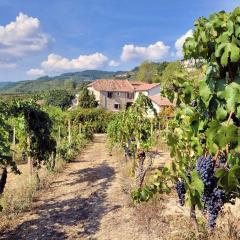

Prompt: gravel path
[{"left": 1, "top": 134, "right": 155, "bottom": 240}]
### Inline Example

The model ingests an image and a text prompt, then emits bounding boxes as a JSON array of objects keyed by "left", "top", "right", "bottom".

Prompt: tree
[
  {"left": 136, "top": 61, "right": 159, "bottom": 83},
  {"left": 45, "top": 90, "right": 74, "bottom": 110},
  {"left": 64, "top": 79, "right": 77, "bottom": 90},
  {"left": 136, "top": 61, "right": 168, "bottom": 83},
  {"left": 78, "top": 88, "right": 98, "bottom": 108}
]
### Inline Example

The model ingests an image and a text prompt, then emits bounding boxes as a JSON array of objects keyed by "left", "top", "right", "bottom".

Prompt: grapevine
[
  {"left": 131, "top": 6, "right": 240, "bottom": 233},
  {"left": 107, "top": 94, "right": 158, "bottom": 187}
]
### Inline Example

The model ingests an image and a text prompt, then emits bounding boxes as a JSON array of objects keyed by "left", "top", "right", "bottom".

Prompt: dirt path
[{"left": 1, "top": 134, "right": 158, "bottom": 240}]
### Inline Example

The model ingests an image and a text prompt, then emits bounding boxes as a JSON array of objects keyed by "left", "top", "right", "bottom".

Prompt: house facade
[
  {"left": 87, "top": 79, "right": 171, "bottom": 112},
  {"left": 87, "top": 80, "right": 135, "bottom": 111}
]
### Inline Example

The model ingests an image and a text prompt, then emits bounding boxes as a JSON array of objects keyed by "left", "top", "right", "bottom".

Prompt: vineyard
[{"left": 1, "top": 6, "right": 240, "bottom": 240}]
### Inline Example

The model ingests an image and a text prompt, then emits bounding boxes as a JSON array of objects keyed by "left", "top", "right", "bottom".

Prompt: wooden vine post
[
  {"left": 79, "top": 123, "right": 82, "bottom": 135},
  {"left": 68, "top": 119, "right": 71, "bottom": 144},
  {"left": 27, "top": 136, "right": 33, "bottom": 176},
  {"left": 58, "top": 126, "right": 61, "bottom": 145},
  {"left": 12, "top": 125, "right": 16, "bottom": 162}
]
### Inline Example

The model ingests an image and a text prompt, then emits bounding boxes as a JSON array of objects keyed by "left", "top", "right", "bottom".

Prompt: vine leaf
[
  {"left": 223, "top": 82, "right": 240, "bottom": 111},
  {"left": 199, "top": 80, "right": 212, "bottom": 104},
  {"left": 216, "top": 106, "right": 227, "bottom": 121},
  {"left": 214, "top": 123, "right": 238, "bottom": 148}
]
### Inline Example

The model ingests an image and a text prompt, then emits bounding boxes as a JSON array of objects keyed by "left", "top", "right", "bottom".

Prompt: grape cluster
[
  {"left": 196, "top": 155, "right": 215, "bottom": 188},
  {"left": 175, "top": 180, "right": 186, "bottom": 206},
  {"left": 196, "top": 155, "right": 225, "bottom": 228},
  {"left": 200, "top": 138, "right": 206, "bottom": 145},
  {"left": 190, "top": 100, "right": 197, "bottom": 107},
  {"left": 218, "top": 152, "right": 227, "bottom": 165},
  {"left": 205, "top": 188, "right": 225, "bottom": 228}
]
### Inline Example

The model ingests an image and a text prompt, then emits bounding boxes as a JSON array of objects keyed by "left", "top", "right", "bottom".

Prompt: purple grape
[
  {"left": 196, "top": 155, "right": 226, "bottom": 228},
  {"left": 190, "top": 100, "right": 197, "bottom": 107},
  {"left": 175, "top": 180, "right": 186, "bottom": 206}
]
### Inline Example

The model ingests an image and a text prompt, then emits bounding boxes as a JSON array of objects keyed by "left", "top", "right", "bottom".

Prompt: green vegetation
[
  {"left": 135, "top": 60, "right": 169, "bottom": 83},
  {"left": 0, "top": 70, "right": 127, "bottom": 94},
  {"left": 78, "top": 88, "right": 98, "bottom": 108},
  {"left": 108, "top": 6, "right": 240, "bottom": 238},
  {"left": 70, "top": 108, "right": 114, "bottom": 133},
  {"left": 45, "top": 90, "right": 74, "bottom": 110},
  {"left": 107, "top": 94, "right": 158, "bottom": 187}
]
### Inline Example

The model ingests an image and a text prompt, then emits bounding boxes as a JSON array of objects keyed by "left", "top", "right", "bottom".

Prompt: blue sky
[{"left": 0, "top": 0, "right": 239, "bottom": 82}]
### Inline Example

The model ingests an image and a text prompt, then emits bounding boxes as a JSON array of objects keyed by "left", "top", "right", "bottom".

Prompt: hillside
[{"left": 0, "top": 70, "right": 127, "bottom": 94}]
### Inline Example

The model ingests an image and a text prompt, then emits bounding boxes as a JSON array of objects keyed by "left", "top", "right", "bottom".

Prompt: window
[
  {"left": 114, "top": 103, "right": 121, "bottom": 110},
  {"left": 107, "top": 92, "right": 113, "bottom": 98},
  {"left": 117, "top": 92, "right": 121, "bottom": 97},
  {"left": 127, "top": 92, "right": 134, "bottom": 99}
]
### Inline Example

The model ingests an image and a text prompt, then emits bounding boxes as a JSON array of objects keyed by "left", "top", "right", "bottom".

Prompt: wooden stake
[
  {"left": 27, "top": 136, "right": 33, "bottom": 176},
  {"left": 58, "top": 126, "right": 61, "bottom": 145},
  {"left": 79, "top": 123, "right": 82, "bottom": 134},
  {"left": 68, "top": 119, "right": 71, "bottom": 144},
  {"left": 12, "top": 126, "right": 16, "bottom": 162}
]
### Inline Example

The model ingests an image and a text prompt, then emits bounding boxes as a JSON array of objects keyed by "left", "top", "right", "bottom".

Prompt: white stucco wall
[
  {"left": 134, "top": 91, "right": 148, "bottom": 100},
  {"left": 146, "top": 101, "right": 161, "bottom": 117},
  {"left": 87, "top": 87, "right": 101, "bottom": 102},
  {"left": 134, "top": 85, "right": 160, "bottom": 101}
]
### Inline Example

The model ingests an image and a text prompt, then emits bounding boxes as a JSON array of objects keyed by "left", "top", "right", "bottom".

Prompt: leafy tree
[
  {"left": 136, "top": 61, "right": 168, "bottom": 83},
  {"left": 64, "top": 79, "right": 77, "bottom": 90},
  {"left": 45, "top": 90, "right": 74, "bottom": 110},
  {"left": 136, "top": 61, "right": 159, "bottom": 83},
  {"left": 78, "top": 88, "right": 98, "bottom": 108}
]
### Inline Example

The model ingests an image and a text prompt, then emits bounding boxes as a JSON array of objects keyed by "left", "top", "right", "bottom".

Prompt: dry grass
[
  {"left": 129, "top": 193, "right": 240, "bottom": 240},
  {"left": 117, "top": 148, "right": 240, "bottom": 240},
  {"left": 0, "top": 158, "right": 66, "bottom": 233}
]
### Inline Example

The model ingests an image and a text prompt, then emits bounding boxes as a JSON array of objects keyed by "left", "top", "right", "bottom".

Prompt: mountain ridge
[{"left": 0, "top": 70, "right": 129, "bottom": 93}]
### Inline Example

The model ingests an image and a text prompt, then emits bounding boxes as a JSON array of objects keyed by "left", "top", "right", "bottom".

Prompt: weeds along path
[{"left": 1, "top": 134, "right": 154, "bottom": 240}]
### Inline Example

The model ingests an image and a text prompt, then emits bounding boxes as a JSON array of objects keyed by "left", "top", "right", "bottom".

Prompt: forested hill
[
  {"left": 0, "top": 70, "right": 127, "bottom": 93},
  {"left": 0, "top": 61, "right": 196, "bottom": 94}
]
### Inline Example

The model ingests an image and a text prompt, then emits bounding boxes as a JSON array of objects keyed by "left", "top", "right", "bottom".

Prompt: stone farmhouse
[{"left": 87, "top": 79, "right": 172, "bottom": 112}]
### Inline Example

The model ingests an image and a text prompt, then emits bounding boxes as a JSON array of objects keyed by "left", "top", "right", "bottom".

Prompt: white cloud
[
  {"left": 41, "top": 53, "right": 108, "bottom": 72},
  {"left": 27, "top": 52, "right": 109, "bottom": 76},
  {"left": 109, "top": 60, "right": 120, "bottom": 67},
  {"left": 175, "top": 29, "right": 193, "bottom": 58},
  {"left": 0, "top": 12, "right": 52, "bottom": 65},
  {"left": 27, "top": 68, "right": 45, "bottom": 77},
  {"left": 120, "top": 41, "right": 170, "bottom": 62}
]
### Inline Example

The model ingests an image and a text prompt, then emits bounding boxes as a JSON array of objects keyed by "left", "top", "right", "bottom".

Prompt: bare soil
[
  {"left": 2, "top": 134, "right": 239, "bottom": 240},
  {"left": 1, "top": 134, "right": 169, "bottom": 240}
]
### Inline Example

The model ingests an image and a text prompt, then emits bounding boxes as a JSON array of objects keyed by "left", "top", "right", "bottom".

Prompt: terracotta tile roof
[
  {"left": 134, "top": 83, "right": 160, "bottom": 91},
  {"left": 129, "top": 81, "right": 145, "bottom": 85},
  {"left": 149, "top": 94, "right": 172, "bottom": 107},
  {"left": 88, "top": 79, "right": 134, "bottom": 92}
]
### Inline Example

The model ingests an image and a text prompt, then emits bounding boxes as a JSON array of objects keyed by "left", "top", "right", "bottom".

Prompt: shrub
[{"left": 72, "top": 108, "right": 114, "bottom": 133}]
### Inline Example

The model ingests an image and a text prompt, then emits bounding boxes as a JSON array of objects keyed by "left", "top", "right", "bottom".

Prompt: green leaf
[
  {"left": 230, "top": 43, "right": 240, "bottom": 62},
  {"left": 215, "top": 42, "right": 226, "bottom": 57},
  {"left": 191, "top": 169, "right": 204, "bottom": 194},
  {"left": 216, "top": 106, "right": 227, "bottom": 121},
  {"left": 214, "top": 123, "right": 238, "bottom": 148},
  {"left": 215, "top": 168, "right": 228, "bottom": 178},
  {"left": 199, "top": 80, "right": 212, "bottom": 104},
  {"left": 228, "top": 170, "right": 239, "bottom": 188},
  {"left": 224, "top": 83, "right": 240, "bottom": 111},
  {"left": 221, "top": 47, "right": 229, "bottom": 66},
  {"left": 235, "top": 25, "right": 240, "bottom": 37}
]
